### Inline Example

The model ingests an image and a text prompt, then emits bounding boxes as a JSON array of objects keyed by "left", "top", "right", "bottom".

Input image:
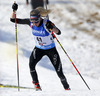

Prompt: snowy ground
[{"left": 0, "top": 0, "right": 100, "bottom": 96}]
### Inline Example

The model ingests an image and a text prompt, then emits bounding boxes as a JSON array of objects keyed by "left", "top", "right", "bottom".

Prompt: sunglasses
[
  {"left": 30, "top": 19, "right": 40, "bottom": 23},
  {"left": 30, "top": 16, "right": 40, "bottom": 23}
]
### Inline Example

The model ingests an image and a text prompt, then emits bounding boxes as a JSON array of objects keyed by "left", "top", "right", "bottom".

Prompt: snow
[{"left": 0, "top": 0, "right": 100, "bottom": 96}]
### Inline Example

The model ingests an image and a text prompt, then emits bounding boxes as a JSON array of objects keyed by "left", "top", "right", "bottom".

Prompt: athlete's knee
[
  {"left": 29, "top": 58, "right": 36, "bottom": 71},
  {"left": 56, "top": 68, "right": 65, "bottom": 79}
]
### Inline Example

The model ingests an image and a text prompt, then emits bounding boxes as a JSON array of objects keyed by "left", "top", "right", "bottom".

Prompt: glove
[
  {"left": 46, "top": 21, "right": 54, "bottom": 30},
  {"left": 12, "top": 3, "right": 18, "bottom": 12}
]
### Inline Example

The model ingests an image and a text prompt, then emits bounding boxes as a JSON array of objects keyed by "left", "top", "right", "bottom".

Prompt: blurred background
[{"left": 0, "top": 0, "right": 100, "bottom": 86}]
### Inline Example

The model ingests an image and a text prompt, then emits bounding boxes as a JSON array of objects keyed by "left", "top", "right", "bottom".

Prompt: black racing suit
[{"left": 10, "top": 18, "right": 69, "bottom": 89}]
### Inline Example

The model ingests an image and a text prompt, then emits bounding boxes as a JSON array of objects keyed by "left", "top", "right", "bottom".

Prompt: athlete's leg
[
  {"left": 47, "top": 47, "right": 70, "bottom": 89},
  {"left": 29, "top": 47, "right": 44, "bottom": 84}
]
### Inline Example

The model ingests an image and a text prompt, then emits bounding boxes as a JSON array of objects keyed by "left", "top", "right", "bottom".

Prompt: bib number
[
  {"left": 34, "top": 34, "right": 54, "bottom": 46},
  {"left": 36, "top": 37, "right": 44, "bottom": 46}
]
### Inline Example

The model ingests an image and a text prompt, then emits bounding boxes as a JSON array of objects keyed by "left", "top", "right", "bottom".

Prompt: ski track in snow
[{"left": 0, "top": 0, "right": 100, "bottom": 96}]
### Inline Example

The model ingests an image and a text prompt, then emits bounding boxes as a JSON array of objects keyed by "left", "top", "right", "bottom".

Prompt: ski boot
[
  {"left": 65, "top": 87, "right": 71, "bottom": 90},
  {"left": 33, "top": 82, "right": 42, "bottom": 91}
]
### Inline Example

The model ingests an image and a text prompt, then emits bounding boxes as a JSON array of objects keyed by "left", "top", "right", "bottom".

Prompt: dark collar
[{"left": 38, "top": 19, "right": 43, "bottom": 27}]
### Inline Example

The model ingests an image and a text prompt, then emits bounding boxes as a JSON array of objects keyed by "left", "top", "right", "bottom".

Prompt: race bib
[{"left": 34, "top": 34, "right": 55, "bottom": 50}]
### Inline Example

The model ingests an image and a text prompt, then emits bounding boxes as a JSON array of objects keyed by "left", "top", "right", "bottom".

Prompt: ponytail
[{"left": 35, "top": 7, "right": 51, "bottom": 17}]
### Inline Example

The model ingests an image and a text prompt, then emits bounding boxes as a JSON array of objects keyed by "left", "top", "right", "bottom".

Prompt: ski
[{"left": 0, "top": 83, "right": 34, "bottom": 89}]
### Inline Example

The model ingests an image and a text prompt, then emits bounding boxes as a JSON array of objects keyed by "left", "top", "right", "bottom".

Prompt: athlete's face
[
  {"left": 32, "top": 19, "right": 41, "bottom": 27},
  {"left": 30, "top": 16, "right": 41, "bottom": 27}
]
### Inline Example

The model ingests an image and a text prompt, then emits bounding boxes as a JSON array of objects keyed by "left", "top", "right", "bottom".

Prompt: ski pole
[
  {"left": 14, "top": 1, "right": 20, "bottom": 91},
  {"left": 51, "top": 32, "right": 90, "bottom": 90}
]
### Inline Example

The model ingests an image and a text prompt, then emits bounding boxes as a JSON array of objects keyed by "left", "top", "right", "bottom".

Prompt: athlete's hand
[
  {"left": 12, "top": 2, "right": 18, "bottom": 12},
  {"left": 46, "top": 21, "right": 54, "bottom": 30}
]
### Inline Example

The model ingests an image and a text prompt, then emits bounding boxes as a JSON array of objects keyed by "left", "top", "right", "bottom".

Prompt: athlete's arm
[
  {"left": 10, "top": 12, "right": 30, "bottom": 25},
  {"left": 52, "top": 25, "right": 61, "bottom": 35},
  {"left": 46, "top": 21, "right": 61, "bottom": 35}
]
